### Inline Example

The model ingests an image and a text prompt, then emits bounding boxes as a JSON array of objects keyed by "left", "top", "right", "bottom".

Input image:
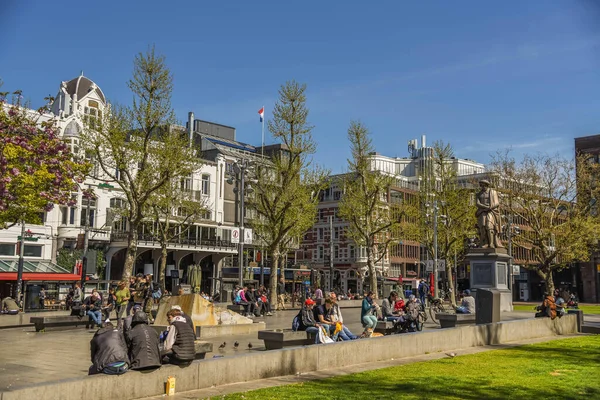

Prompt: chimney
[
  {"left": 188, "top": 112, "right": 194, "bottom": 147},
  {"left": 421, "top": 134, "right": 426, "bottom": 149}
]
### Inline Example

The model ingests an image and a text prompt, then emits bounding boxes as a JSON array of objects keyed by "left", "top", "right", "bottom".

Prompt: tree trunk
[
  {"left": 367, "top": 247, "right": 378, "bottom": 299},
  {"left": 544, "top": 267, "right": 555, "bottom": 296},
  {"left": 159, "top": 242, "right": 168, "bottom": 292},
  {"left": 269, "top": 247, "right": 280, "bottom": 309},
  {"left": 446, "top": 263, "right": 457, "bottom": 306},
  {"left": 123, "top": 224, "right": 138, "bottom": 280}
]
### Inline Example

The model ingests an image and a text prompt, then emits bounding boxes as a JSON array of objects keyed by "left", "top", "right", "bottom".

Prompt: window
[
  {"left": 202, "top": 174, "right": 210, "bottom": 195},
  {"left": 318, "top": 228, "right": 324, "bottom": 241},
  {"left": 318, "top": 209, "right": 325, "bottom": 221},
  {"left": 318, "top": 246, "right": 324, "bottom": 259},
  {"left": 333, "top": 191, "right": 341, "bottom": 200},
  {"left": 180, "top": 177, "right": 192, "bottom": 192},
  {"left": 110, "top": 198, "right": 125, "bottom": 208},
  {"left": 23, "top": 245, "right": 42, "bottom": 257},
  {"left": 334, "top": 245, "right": 339, "bottom": 259},
  {"left": 334, "top": 227, "right": 339, "bottom": 240},
  {"left": 349, "top": 245, "right": 355, "bottom": 259},
  {"left": 0, "top": 244, "right": 15, "bottom": 256}
]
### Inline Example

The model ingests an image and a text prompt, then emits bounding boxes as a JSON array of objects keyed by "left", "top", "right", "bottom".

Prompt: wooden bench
[
  {"left": 258, "top": 329, "right": 316, "bottom": 350},
  {"left": 374, "top": 320, "right": 395, "bottom": 335},
  {"left": 30, "top": 316, "right": 93, "bottom": 332},
  {"left": 194, "top": 340, "right": 213, "bottom": 359},
  {"left": 436, "top": 313, "right": 476, "bottom": 328}
]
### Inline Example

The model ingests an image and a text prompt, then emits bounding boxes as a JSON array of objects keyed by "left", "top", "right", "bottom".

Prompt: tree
[
  {"left": 0, "top": 91, "right": 89, "bottom": 228},
  {"left": 418, "top": 141, "right": 477, "bottom": 305},
  {"left": 147, "top": 155, "right": 206, "bottom": 292},
  {"left": 82, "top": 47, "right": 194, "bottom": 279},
  {"left": 249, "top": 81, "right": 328, "bottom": 307},
  {"left": 338, "top": 121, "right": 417, "bottom": 298},
  {"left": 489, "top": 151, "right": 600, "bottom": 295}
]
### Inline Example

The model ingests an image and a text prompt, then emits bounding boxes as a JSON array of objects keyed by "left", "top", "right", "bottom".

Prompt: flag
[{"left": 258, "top": 107, "right": 264, "bottom": 122}]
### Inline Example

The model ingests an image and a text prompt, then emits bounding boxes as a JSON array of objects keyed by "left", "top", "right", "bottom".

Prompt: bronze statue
[{"left": 476, "top": 180, "right": 504, "bottom": 249}]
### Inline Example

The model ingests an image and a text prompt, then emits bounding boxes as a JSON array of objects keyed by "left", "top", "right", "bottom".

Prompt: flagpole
[{"left": 261, "top": 105, "right": 265, "bottom": 158}]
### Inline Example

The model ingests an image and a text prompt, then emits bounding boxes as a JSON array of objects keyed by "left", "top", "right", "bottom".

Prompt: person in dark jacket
[
  {"left": 297, "top": 299, "right": 323, "bottom": 344},
  {"left": 84, "top": 290, "right": 103, "bottom": 328},
  {"left": 161, "top": 309, "right": 195, "bottom": 365},
  {"left": 122, "top": 304, "right": 142, "bottom": 338},
  {"left": 170, "top": 305, "right": 196, "bottom": 339},
  {"left": 126, "top": 311, "right": 161, "bottom": 370},
  {"left": 89, "top": 322, "right": 129, "bottom": 375}
]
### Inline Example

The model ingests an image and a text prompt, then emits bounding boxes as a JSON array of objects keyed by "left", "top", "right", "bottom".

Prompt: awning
[
  {"left": 0, "top": 272, "right": 81, "bottom": 281},
  {"left": 0, "top": 259, "right": 78, "bottom": 281}
]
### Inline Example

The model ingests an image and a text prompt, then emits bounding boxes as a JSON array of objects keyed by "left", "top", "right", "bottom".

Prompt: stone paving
[{"left": 0, "top": 305, "right": 592, "bottom": 392}]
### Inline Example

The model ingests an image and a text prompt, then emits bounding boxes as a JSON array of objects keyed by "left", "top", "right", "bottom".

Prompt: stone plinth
[{"left": 466, "top": 248, "right": 513, "bottom": 312}]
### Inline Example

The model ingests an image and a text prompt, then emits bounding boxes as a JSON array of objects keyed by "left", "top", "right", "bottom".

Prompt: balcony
[
  {"left": 57, "top": 226, "right": 110, "bottom": 242},
  {"left": 110, "top": 232, "right": 237, "bottom": 252}
]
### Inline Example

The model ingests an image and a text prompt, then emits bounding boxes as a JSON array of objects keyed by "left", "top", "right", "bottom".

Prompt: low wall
[
  {"left": 0, "top": 315, "right": 578, "bottom": 400},
  {"left": 0, "top": 311, "right": 70, "bottom": 329}
]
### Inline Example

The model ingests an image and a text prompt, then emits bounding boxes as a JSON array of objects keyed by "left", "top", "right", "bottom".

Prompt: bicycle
[{"left": 427, "top": 295, "right": 448, "bottom": 325}]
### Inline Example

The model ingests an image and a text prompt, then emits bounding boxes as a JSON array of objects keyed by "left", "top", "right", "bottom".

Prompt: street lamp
[{"left": 227, "top": 159, "right": 254, "bottom": 287}]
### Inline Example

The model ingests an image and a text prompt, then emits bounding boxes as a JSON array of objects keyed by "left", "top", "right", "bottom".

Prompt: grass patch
[
  {"left": 513, "top": 304, "right": 600, "bottom": 315},
  {"left": 219, "top": 336, "right": 600, "bottom": 400}
]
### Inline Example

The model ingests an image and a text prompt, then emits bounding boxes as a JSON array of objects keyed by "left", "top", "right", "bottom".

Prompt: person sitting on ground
[
  {"left": 361, "top": 291, "right": 379, "bottom": 337},
  {"left": 126, "top": 311, "right": 161, "bottom": 371},
  {"left": 381, "top": 291, "right": 402, "bottom": 323},
  {"left": 84, "top": 289, "right": 104, "bottom": 328},
  {"left": 328, "top": 292, "right": 358, "bottom": 340},
  {"left": 297, "top": 299, "right": 324, "bottom": 343},
  {"left": 455, "top": 289, "right": 476, "bottom": 314},
  {"left": 161, "top": 309, "right": 196, "bottom": 365},
  {"left": 535, "top": 293, "right": 557, "bottom": 320},
  {"left": 89, "top": 322, "right": 129, "bottom": 375},
  {"left": 171, "top": 305, "right": 196, "bottom": 338},
  {"left": 1, "top": 296, "right": 19, "bottom": 315}
]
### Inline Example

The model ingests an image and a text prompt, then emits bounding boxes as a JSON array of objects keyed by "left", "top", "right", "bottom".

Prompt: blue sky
[{"left": 1, "top": 0, "right": 599, "bottom": 173}]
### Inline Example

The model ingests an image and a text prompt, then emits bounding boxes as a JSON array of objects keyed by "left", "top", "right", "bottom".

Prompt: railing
[{"left": 110, "top": 232, "right": 237, "bottom": 249}]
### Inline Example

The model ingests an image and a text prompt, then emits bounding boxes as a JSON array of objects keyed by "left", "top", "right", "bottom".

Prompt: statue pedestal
[{"left": 466, "top": 248, "right": 513, "bottom": 312}]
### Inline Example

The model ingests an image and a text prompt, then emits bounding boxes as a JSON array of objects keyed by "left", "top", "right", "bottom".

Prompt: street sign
[
  {"left": 425, "top": 260, "right": 445, "bottom": 272},
  {"left": 512, "top": 265, "right": 521, "bottom": 275},
  {"left": 425, "top": 260, "right": 434, "bottom": 272},
  {"left": 437, "top": 260, "right": 445, "bottom": 271},
  {"left": 244, "top": 228, "right": 253, "bottom": 244},
  {"left": 231, "top": 228, "right": 240, "bottom": 244}
]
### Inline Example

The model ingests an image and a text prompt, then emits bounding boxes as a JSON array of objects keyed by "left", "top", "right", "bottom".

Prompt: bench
[
  {"left": 30, "top": 316, "right": 93, "bottom": 332},
  {"left": 226, "top": 304, "right": 245, "bottom": 313},
  {"left": 194, "top": 340, "right": 213, "bottom": 359},
  {"left": 436, "top": 313, "right": 476, "bottom": 328},
  {"left": 258, "top": 329, "right": 316, "bottom": 350},
  {"left": 374, "top": 320, "right": 395, "bottom": 335}
]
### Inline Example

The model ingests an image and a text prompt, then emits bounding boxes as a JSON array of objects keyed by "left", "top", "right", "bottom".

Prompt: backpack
[
  {"left": 292, "top": 311, "right": 301, "bottom": 331},
  {"left": 152, "top": 288, "right": 162, "bottom": 300}
]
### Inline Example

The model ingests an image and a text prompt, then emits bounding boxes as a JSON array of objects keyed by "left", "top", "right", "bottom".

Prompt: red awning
[{"left": 0, "top": 273, "right": 82, "bottom": 281}]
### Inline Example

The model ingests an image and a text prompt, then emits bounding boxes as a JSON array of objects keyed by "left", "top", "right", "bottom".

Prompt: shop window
[
  {"left": 0, "top": 244, "right": 15, "bottom": 256},
  {"left": 24, "top": 245, "right": 42, "bottom": 257}
]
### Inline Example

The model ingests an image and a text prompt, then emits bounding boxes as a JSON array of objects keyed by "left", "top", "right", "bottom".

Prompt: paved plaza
[{"left": 0, "top": 306, "right": 550, "bottom": 391}]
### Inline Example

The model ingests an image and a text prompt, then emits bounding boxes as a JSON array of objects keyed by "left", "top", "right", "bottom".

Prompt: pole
[
  {"left": 238, "top": 162, "right": 246, "bottom": 287},
  {"left": 260, "top": 247, "right": 264, "bottom": 287},
  {"left": 261, "top": 106, "right": 265, "bottom": 158},
  {"left": 15, "top": 221, "right": 25, "bottom": 307},
  {"left": 329, "top": 215, "right": 334, "bottom": 292},
  {"left": 507, "top": 214, "right": 513, "bottom": 293},
  {"left": 81, "top": 188, "right": 92, "bottom": 295},
  {"left": 433, "top": 199, "right": 438, "bottom": 299}
]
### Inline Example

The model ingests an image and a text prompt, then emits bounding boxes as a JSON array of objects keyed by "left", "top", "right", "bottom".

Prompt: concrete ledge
[
  {"left": 437, "top": 313, "right": 476, "bottom": 329},
  {"left": 196, "top": 321, "right": 266, "bottom": 339},
  {"left": 0, "top": 315, "right": 578, "bottom": 400},
  {"left": 374, "top": 321, "right": 394, "bottom": 335},
  {"left": 258, "top": 329, "right": 314, "bottom": 350}
]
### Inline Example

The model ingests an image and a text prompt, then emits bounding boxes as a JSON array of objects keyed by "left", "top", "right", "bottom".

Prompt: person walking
[
  {"left": 115, "top": 281, "right": 130, "bottom": 329},
  {"left": 418, "top": 279, "right": 429, "bottom": 308},
  {"left": 277, "top": 277, "right": 286, "bottom": 311},
  {"left": 39, "top": 287, "right": 46, "bottom": 310},
  {"left": 73, "top": 282, "right": 82, "bottom": 307},
  {"left": 126, "top": 276, "right": 137, "bottom": 316}
]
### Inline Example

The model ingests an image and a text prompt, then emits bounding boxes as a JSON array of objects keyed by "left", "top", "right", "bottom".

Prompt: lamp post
[{"left": 15, "top": 221, "right": 26, "bottom": 306}]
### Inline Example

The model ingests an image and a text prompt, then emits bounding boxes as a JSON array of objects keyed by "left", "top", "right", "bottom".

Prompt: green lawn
[
  {"left": 219, "top": 336, "right": 600, "bottom": 400},
  {"left": 513, "top": 304, "right": 600, "bottom": 315}
]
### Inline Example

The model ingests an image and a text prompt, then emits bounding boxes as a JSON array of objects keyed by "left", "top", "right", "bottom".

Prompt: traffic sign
[
  {"left": 231, "top": 228, "right": 240, "bottom": 244},
  {"left": 244, "top": 228, "right": 253, "bottom": 244}
]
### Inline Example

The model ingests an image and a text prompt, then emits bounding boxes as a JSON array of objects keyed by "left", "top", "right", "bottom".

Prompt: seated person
[
  {"left": 313, "top": 298, "right": 335, "bottom": 338},
  {"left": 170, "top": 305, "right": 196, "bottom": 338},
  {"left": 126, "top": 311, "right": 161, "bottom": 371},
  {"left": 122, "top": 304, "right": 142, "bottom": 337},
  {"left": 535, "top": 294, "right": 557, "bottom": 320},
  {"left": 84, "top": 290, "right": 104, "bottom": 328},
  {"left": 234, "top": 286, "right": 253, "bottom": 317},
  {"left": 245, "top": 286, "right": 260, "bottom": 317},
  {"left": 1, "top": 296, "right": 19, "bottom": 315},
  {"left": 381, "top": 291, "right": 403, "bottom": 323},
  {"left": 401, "top": 295, "right": 420, "bottom": 332},
  {"left": 161, "top": 309, "right": 196, "bottom": 365},
  {"left": 555, "top": 296, "right": 566, "bottom": 318},
  {"left": 455, "top": 290, "right": 475, "bottom": 314},
  {"left": 361, "top": 292, "right": 379, "bottom": 336},
  {"left": 89, "top": 322, "right": 129, "bottom": 375},
  {"left": 328, "top": 293, "right": 358, "bottom": 340},
  {"left": 297, "top": 299, "right": 324, "bottom": 343}
]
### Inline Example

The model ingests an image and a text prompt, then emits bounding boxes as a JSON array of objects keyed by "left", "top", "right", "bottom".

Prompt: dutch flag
[{"left": 258, "top": 107, "right": 264, "bottom": 123}]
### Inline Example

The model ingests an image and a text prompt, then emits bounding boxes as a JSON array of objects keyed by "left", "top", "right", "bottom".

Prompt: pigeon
[
  {"left": 219, "top": 342, "right": 226, "bottom": 349},
  {"left": 248, "top": 342, "right": 253, "bottom": 350},
  {"left": 234, "top": 341, "right": 239, "bottom": 349},
  {"left": 445, "top": 352, "right": 457, "bottom": 358}
]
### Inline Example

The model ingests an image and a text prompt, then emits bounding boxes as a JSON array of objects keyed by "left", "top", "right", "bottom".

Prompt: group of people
[
  {"left": 295, "top": 291, "right": 359, "bottom": 342},
  {"left": 233, "top": 284, "right": 273, "bottom": 317},
  {"left": 535, "top": 289, "right": 571, "bottom": 320},
  {"left": 89, "top": 304, "right": 196, "bottom": 375}
]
